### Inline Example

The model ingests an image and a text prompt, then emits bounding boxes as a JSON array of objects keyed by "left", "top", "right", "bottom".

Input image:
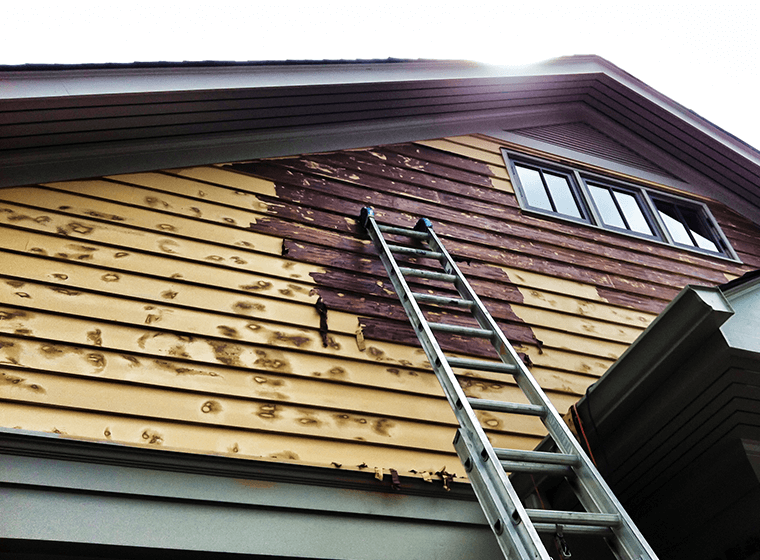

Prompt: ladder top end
[
  {"left": 414, "top": 217, "right": 433, "bottom": 232},
  {"left": 359, "top": 207, "right": 375, "bottom": 230}
]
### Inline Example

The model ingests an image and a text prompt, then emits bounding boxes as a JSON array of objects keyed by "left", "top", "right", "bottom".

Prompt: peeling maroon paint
[{"left": 231, "top": 141, "right": 756, "bottom": 355}]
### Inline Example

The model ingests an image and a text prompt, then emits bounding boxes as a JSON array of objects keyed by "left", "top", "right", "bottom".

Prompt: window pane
[
  {"left": 656, "top": 201, "right": 694, "bottom": 245},
  {"left": 615, "top": 192, "right": 653, "bottom": 235},
  {"left": 589, "top": 185, "right": 625, "bottom": 229},
  {"left": 544, "top": 172, "right": 581, "bottom": 218},
  {"left": 515, "top": 165, "right": 552, "bottom": 211},
  {"left": 680, "top": 207, "right": 719, "bottom": 252}
]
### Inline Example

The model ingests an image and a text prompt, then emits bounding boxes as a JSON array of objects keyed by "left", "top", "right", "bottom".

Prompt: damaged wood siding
[
  {"left": 1, "top": 134, "right": 757, "bottom": 481},
  {"left": 0, "top": 165, "right": 536, "bottom": 480}
]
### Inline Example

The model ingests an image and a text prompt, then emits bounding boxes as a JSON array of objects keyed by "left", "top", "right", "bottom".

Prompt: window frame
[
  {"left": 509, "top": 160, "right": 591, "bottom": 225},
  {"left": 504, "top": 150, "right": 739, "bottom": 261}
]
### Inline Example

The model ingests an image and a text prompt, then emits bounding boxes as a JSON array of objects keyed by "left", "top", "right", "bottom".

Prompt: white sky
[{"left": 4, "top": 1, "right": 760, "bottom": 150}]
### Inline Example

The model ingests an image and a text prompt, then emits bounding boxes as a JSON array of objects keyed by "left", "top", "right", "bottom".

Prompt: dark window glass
[
  {"left": 544, "top": 172, "right": 582, "bottom": 218},
  {"left": 588, "top": 183, "right": 654, "bottom": 236},
  {"left": 514, "top": 164, "right": 583, "bottom": 219},
  {"left": 515, "top": 164, "right": 552, "bottom": 211},
  {"left": 654, "top": 200, "right": 720, "bottom": 253}
]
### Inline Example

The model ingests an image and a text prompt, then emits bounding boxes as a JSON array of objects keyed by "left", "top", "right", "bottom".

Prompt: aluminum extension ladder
[{"left": 360, "top": 207, "right": 657, "bottom": 560}]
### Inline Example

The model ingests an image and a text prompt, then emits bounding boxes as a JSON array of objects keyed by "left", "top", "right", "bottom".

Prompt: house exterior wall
[{"left": 1, "top": 133, "right": 759, "bottom": 482}]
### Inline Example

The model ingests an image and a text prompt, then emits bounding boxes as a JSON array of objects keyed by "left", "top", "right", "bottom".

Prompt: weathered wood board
[{"left": 0, "top": 133, "right": 756, "bottom": 480}]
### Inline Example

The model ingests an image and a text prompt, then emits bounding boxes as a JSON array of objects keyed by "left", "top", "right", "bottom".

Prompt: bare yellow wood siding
[{"left": 1, "top": 134, "right": 757, "bottom": 480}]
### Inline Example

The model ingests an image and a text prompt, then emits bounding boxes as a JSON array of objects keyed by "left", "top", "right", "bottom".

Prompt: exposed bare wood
[{"left": 1, "top": 133, "right": 757, "bottom": 477}]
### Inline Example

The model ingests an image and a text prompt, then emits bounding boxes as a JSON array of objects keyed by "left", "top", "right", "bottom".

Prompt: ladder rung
[
  {"left": 500, "top": 460, "right": 573, "bottom": 476},
  {"left": 446, "top": 357, "right": 518, "bottom": 375},
  {"left": 398, "top": 267, "right": 457, "bottom": 282},
  {"left": 377, "top": 224, "right": 429, "bottom": 239},
  {"left": 467, "top": 397, "right": 546, "bottom": 417},
  {"left": 412, "top": 292, "right": 474, "bottom": 308},
  {"left": 429, "top": 322, "right": 493, "bottom": 338},
  {"left": 494, "top": 448, "right": 579, "bottom": 466},
  {"left": 532, "top": 523, "right": 614, "bottom": 537},
  {"left": 526, "top": 509, "right": 621, "bottom": 527},
  {"left": 387, "top": 244, "right": 443, "bottom": 259}
]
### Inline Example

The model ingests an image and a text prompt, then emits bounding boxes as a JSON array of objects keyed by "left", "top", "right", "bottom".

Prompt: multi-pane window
[
  {"left": 505, "top": 153, "right": 734, "bottom": 258},
  {"left": 512, "top": 163, "right": 585, "bottom": 220},
  {"left": 585, "top": 182, "right": 654, "bottom": 236},
  {"left": 651, "top": 197, "right": 721, "bottom": 253}
]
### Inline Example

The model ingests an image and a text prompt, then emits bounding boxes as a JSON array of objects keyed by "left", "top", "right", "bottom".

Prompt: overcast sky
[{"left": 4, "top": 1, "right": 759, "bottom": 150}]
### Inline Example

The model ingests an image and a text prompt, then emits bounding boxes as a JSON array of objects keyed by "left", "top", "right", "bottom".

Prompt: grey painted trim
[
  {"left": 0, "top": 429, "right": 501, "bottom": 559},
  {"left": 722, "top": 272, "right": 760, "bottom": 300},
  {"left": 1, "top": 485, "right": 500, "bottom": 559},
  {"left": 0, "top": 453, "right": 483, "bottom": 525},
  {"left": 0, "top": 59, "right": 573, "bottom": 100},
  {"left": 0, "top": 427, "right": 472, "bottom": 501}
]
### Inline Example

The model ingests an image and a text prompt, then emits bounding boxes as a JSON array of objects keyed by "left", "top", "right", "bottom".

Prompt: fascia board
[
  {"left": 719, "top": 275, "right": 760, "bottom": 353},
  {"left": 2, "top": 55, "right": 755, "bottom": 167},
  {"left": 721, "top": 271, "right": 760, "bottom": 300},
  {"left": 578, "top": 285, "right": 734, "bottom": 434},
  {"left": 0, "top": 59, "right": 586, "bottom": 100},
  {"left": 0, "top": 427, "right": 475, "bottom": 506},
  {"left": 544, "top": 57, "right": 760, "bottom": 186},
  {"left": 0, "top": 452, "right": 483, "bottom": 525},
  {"left": 591, "top": 67, "right": 760, "bottom": 167}
]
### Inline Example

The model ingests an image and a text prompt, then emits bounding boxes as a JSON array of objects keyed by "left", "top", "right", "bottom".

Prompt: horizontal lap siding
[{"left": 0, "top": 133, "right": 756, "bottom": 479}]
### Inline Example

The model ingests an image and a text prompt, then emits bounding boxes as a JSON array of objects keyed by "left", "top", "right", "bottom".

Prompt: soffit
[{"left": 507, "top": 121, "right": 677, "bottom": 178}]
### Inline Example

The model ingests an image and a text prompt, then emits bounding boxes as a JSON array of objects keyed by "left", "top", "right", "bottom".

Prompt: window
[
  {"left": 512, "top": 162, "right": 586, "bottom": 220},
  {"left": 585, "top": 181, "right": 654, "bottom": 236},
  {"left": 505, "top": 152, "right": 735, "bottom": 258},
  {"left": 651, "top": 196, "right": 722, "bottom": 253}
]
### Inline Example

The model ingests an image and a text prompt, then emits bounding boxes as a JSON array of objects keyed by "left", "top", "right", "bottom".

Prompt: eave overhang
[{"left": 2, "top": 55, "right": 760, "bottom": 223}]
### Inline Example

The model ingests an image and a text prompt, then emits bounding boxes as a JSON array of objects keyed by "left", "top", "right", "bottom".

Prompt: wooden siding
[{"left": 1, "top": 134, "right": 758, "bottom": 480}]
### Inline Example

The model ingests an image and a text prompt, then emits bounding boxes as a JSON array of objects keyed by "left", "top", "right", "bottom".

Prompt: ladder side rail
[
  {"left": 453, "top": 430, "right": 549, "bottom": 560},
  {"left": 419, "top": 223, "right": 659, "bottom": 560},
  {"left": 362, "top": 213, "right": 549, "bottom": 560}
]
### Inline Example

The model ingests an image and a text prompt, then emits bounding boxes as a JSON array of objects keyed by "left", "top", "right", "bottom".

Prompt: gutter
[{"left": 573, "top": 285, "right": 734, "bottom": 459}]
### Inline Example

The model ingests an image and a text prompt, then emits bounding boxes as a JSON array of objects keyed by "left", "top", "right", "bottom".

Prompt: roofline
[
  {"left": 2, "top": 55, "right": 759, "bottom": 224},
  {"left": 572, "top": 56, "right": 760, "bottom": 161},
  {"left": 2, "top": 54, "right": 755, "bottom": 156},
  {"left": 0, "top": 58, "right": 552, "bottom": 99},
  {"left": 0, "top": 57, "right": 435, "bottom": 72}
]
